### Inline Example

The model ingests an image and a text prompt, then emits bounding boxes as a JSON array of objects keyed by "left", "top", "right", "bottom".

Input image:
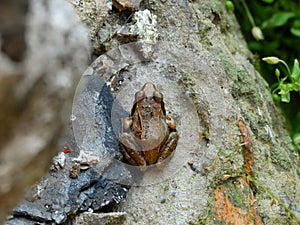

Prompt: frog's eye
[
  {"left": 135, "top": 91, "right": 145, "bottom": 102},
  {"left": 153, "top": 91, "right": 163, "bottom": 103}
]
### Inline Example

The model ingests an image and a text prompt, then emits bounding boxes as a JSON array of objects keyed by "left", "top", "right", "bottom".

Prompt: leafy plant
[
  {"left": 263, "top": 56, "right": 300, "bottom": 152},
  {"left": 232, "top": 0, "right": 300, "bottom": 154},
  {"left": 293, "top": 132, "right": 300, "bottom": 153},
  {"left": 262, "top": 57, "right": 300, "bottom": 103},
  {"left": 233, "top": 0, "right": 300, "bottom": 66}
]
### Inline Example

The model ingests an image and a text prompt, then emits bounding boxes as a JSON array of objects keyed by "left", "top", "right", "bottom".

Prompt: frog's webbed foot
[
  {"left": 120, "top": 133, "right": 147, "bottom": 169},
  {"left": 157, "top": 131, "right": 179, "bottom": 165}
]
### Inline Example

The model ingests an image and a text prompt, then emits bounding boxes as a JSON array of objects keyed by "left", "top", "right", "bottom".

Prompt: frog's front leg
[
  {"left": 120, "top": 133, "right": 147, "bottom": 168},
  {"left": 157, "top": 131, "right": 179, "bottom": 164},
  {"left": 166, "top": 115, "right": 177, "bottom": 131}
]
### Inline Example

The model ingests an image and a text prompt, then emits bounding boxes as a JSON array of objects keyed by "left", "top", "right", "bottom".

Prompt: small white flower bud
[
  {"left": 262, "top": 56, "right": 281, "bottom": 64},
  {"left": 251, "top": 26, "right": 264, "bottom": 41}
]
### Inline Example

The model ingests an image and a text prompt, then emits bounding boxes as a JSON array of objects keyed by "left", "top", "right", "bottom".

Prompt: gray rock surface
[
  {"left": 0, "top": 0, "right": 90, "bottom": 222},
  {"left": 2, "top": 0, "right": 300, "bottom": 224},
  {"left": 5, "top": 79, "right": 131, "bottom": 224}
]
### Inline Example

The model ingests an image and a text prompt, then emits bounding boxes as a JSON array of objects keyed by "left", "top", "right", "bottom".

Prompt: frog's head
[{"left": 131, "top": 82, "right": 166, "bottom": 116}]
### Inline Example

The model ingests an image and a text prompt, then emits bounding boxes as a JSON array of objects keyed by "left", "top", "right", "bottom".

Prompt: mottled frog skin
[{"left": 119, "top": 82, "right": 179, "bottom": 168}]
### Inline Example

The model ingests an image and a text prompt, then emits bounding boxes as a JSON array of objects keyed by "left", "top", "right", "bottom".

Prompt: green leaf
[
  {"left": 293, "top": 133, "right": 300, "bottom": 152},
  {"left": 291, "top": 19, "right": 300, "bottom": 37},
  {"left": 290, "top": 27, "right": 300, "bottom": 36},
  {"left": 278, "top": 84, "right": 291, "bottom": 102},
  {"left": 261, "top": 12, "right": 295, "bottom": 29},
  {"left": 280, "top": 91, "right": 290, "bottom": 103},
  {"left": 294, "top": 81, "right": 300, "bottom": 90},
  {"left": 291, "top": 83, "right": 300, "bottom": 92},
  {"left": 260, "top": 0, "right": 274, "bottom": 3},
  {"left": 291, "top": 59, "right": 300, "bottom": 82},
  {"left": 272, "top": 93, "right": 281, "bottom": 101}
]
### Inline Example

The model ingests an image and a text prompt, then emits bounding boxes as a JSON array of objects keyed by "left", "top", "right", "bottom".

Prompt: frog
[{"left": 119, "top": 82, "right": 179, "bottom": 169}]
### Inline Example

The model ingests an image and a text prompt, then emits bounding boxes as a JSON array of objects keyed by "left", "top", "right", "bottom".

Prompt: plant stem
[
  {"left": 241, "top": 0, "right": 255, "bottom": 27},
  {"left": 248, "top": 176, "right": 300, "bottom": 223},
  {"left": 279, "top": 60, "right": 291, "bottom": 76}
]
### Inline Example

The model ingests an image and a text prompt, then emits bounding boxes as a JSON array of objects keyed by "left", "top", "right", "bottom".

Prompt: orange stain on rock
[
  {"left": 214, "top": 121, "right": 262, "bottom": 225},
  {"left": 214, "top": 182, "right": 262, "bottom": 225},
  {"left": 236, "top": 120, "right": 254, "bottom": 177}
]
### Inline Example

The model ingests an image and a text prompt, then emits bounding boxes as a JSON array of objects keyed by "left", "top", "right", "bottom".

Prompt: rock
[
  {"left": 75, "top": 212, "right": 126, "bottom": 225},
  {"left": 4, "top": 62, "right": 132, "bottom": 224},
  {"left": 4, "top": 217, "right": 40, "bottom": 225},
  {"left": 0, "top": 0, "right": 90, "bottom": 222},
  {"left": 67, "top": 0, "right": 112, "bottom": 53},
  {"left": 112, "top": 0, "right": 142, "bottom": 11}
]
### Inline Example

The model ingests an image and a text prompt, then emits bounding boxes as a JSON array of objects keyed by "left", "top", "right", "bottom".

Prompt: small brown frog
[{"left": 119, "top": 82, "right": 179, "bottom": 168}]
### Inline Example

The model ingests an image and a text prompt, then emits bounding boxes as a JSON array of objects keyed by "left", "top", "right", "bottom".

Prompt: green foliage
[
  {"left": 233, "top": 0, "right": 300, "bottom": 64},
  {"left": 261, "top": 12, "right": 295, "bottom": 29},
  {"left": 293, "top": 132, "right": 300, "bottom": 152},
  {"left": 291, "top": 19, "right": 300, "bottom": 36},
  {"left": 262, "top": 57, "right": 300, "bottom": 103},
  {"left": 261, "top": 0, "right": 274, "bottom": 3},
  {"left": 231, "top": 0, "right": 300, "bottom": 153}
]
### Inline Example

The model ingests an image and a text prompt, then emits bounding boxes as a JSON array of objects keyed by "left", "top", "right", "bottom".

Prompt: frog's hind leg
[
  {"left": 157, "top": 132, "right": 179, "bottom": 164},
  {"left": 120, "top": 133, "right": 147, "bottom": 168},
  {"left": 121, "top": 145, "right": 139, "bottom": 165}
]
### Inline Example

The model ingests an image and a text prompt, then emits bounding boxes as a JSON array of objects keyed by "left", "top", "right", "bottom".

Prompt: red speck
[
  {"left": 63, "top": 147, "right": 71, "bottom": 153},
  {"left": 68, "top": 214, "right": 75, "bottom": 220}
]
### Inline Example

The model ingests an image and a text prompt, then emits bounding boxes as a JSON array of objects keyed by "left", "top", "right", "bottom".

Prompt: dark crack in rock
[
  {"left": 96, "top": 81, "right": 127, "bottom": 160},
  {"left": 5, "top": 76, "right": 132, "bottom": 225},
  {"left": 6, "top": 150, "right": 130, "bottom": 224}
]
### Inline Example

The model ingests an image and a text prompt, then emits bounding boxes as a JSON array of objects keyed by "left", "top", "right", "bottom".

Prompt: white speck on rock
[
  {"left": 73, "top": 150, "right": 100, "bottom": 170},
  {"left": 51, "top": 152, "right": 66, "bottom": 171},
  {"left": 130, "top": 9, "right": 158, "bottom": 43},
  {"left": 265, "top": 124, "right": 275, "bottom": 143}
]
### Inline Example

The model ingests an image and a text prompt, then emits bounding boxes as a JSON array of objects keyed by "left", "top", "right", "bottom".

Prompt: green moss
[
  {"left": 241, "top": 110, "right": 259, "bottom": 134},
  {"left": 208, "top": 50, "right": 248, "bottom": 99},
  {"left": 204, "top": 0, "right": 223, "bottom": 17},
  {"left": 270, "top": 145, "right": 292, "bottom": 171},
  {"left": 223, "top": 181, "right": 248, "bottom": 209}
]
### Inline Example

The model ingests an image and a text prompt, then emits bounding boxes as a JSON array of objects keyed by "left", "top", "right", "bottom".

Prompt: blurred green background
[{"left": 230, "top": 0, "right": 300, "bottom": 152}]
